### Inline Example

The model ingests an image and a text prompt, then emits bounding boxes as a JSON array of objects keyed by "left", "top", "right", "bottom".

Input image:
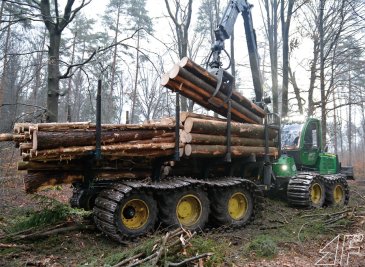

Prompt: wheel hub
[
  {"left": 334, "top": 185, "right": 344, "bottom": 204},
  {"left": 121, "top": 199, "right": 149, "bottom": 230},
  {"left": 228, "top": 192, "right": 248, "bottom": 220},
  {"left": 176, "top": 194, "right": 202, "bottom": 227},
  {"left": 310, "top": 183, "right": 322, "bottom": 204}
]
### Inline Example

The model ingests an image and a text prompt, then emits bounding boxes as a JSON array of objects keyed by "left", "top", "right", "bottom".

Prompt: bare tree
[{"left": 164, "top": 0, "right": 193, "bottom": 112}]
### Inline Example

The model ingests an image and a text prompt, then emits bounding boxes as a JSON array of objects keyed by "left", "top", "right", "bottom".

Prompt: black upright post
[
  {"left": 174, "top": 92, "right": 180, "bottom": 161},
  {"left": 95, "top": 79, "right": 102, "bottom": 160}
]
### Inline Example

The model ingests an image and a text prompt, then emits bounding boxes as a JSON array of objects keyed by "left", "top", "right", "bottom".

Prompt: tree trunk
[
  {"left": 307, "top": 37, "right": 319, "bottom": 116},
  {"left": 46, "top": 32, "right": 61, "bottom": 122},
  {"left": 319, "top": 0, "right": 326, "bottom": 146},
  {"left": 281, "top": 0, "right": 294, "bottom": 117},
  {"left": 0, "top": 17, "right": 11, "bottom": 131},
  {"left": 333, "top": 91, "right": 338, "bottom": 155},
  {"left": 66, "top": 31, "right": 77, "bottom": 122},
  {"left": 110, "top": 2, "right": 121, "bottom": 95},
  {"left": 131, "top": 31, "right": 140, "bottom": 123},
  {"left": 348, "top": 71, "right": 352, "bottom": 165},
  {"left": 264, "top": 0, "right": 279, "bottom": 114},
  {"left": 288, "top": 67, "right": 303, "bottom": 114}
]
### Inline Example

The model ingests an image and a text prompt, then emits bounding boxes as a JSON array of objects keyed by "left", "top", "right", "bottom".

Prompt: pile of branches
[{"left": 112, "top": 228, "right": 213, "bottom": 267}]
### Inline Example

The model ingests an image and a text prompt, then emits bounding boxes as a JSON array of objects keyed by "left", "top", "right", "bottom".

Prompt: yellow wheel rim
[
  {"left": 121, "top": 199, "right": 149, "bottom": 230},
  {"left": 176, "top": 194, "right": 202, "bottom": 227},
  {"left": 310, "top": 183, "right": 322, "bottom": 204},
  {"left": 333, "top": 185, "right": 344, "bottom": 204},
  {"left": 228, "top": 192, "right": 248, "bottom": 220}
]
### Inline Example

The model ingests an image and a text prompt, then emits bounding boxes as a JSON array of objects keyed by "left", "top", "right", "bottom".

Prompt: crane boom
[{"left": 209, "top": 0, "right": 264, "bottom": 103}]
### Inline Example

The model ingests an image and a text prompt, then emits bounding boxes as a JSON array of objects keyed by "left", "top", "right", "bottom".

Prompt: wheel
[
  {"left": 158, "top": 189, "right": 209, "bottom": 231},
  {"left": 309, "top": 180, "right": 325, "bottom": 208},
  {"left": 115, "top": 192, "right": 157, "bottom": 238},
  {"left": 93, "top": 186, "right": 158, "bottom": 242},
  {"left": 70, "top": 188, "right": 97, "bottom": 210},
  {"left": 210, "top": 186, "right": 254, "bottom": 227},
  {"left": 325, "top": 178, "right": 349, "bottom": 206}
]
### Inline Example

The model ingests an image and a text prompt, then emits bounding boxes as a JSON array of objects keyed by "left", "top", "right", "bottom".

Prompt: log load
[
  {"left": 3, "top": 113, "right": 278, "bottom": 193},
  {"left": 161, "top": 57, "right": 266, "bottom": 124}
]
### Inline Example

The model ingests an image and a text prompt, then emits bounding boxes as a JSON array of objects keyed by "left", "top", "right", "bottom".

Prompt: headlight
[{"left": 281, "top": 165, "right": 288, "bottom": 171}]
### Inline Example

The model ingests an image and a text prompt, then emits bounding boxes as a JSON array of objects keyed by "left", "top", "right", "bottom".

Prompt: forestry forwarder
[
  {"left": 77, "top": 0, "right": 349, "bottom": 241},
  {"left": 69, "top": 0, "right": 351, "bottom": 243}
]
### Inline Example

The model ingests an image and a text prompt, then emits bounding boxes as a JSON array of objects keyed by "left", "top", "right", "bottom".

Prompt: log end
[
  {"left": 160, "top": 73, "right": 170, "bottom": 86},
  {"left": 179, "top": 57, "right": 189, "bottom": 67},
  {"left": 184, "top": 144, "right": 192, "bottom": 157},
  {"left": 168, "top": 64, "right": 181, "bottom": 79}
]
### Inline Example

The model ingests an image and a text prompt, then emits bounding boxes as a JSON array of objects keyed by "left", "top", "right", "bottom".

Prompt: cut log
[
  {"left": 184, "top": 118, "right": 278, "bottom": 139},
  {"left": 18, "top": 161, "right": 83, "bottom": 171},
  {"left": 13, "top": 123, "right": 32, "bottom": 134},
  {"left": 161, "top": 74, "right": 217, "bottom": 112},
  {"left": 0, "top": 133, "right": 14, "bottom": 141},
  {"left": 184, "top": 144, "right": 278, "bottom": 157},
  {"left": 185, "top": 133, "right": 275, "bottom": 146},
  {"left": 169, "top": 65, "right": 262, "bottom": 124},
  {"left": 180, "top": 112, "right": 225, "bottom": 123},
  {"left": 19, "top": 143, "right": 32, "bottom": 151},
  {"left": 33, "top": 130, "right": 170, "bottom": 150},
  {"left": 179, "top": 57, "right": 266, "bottom": 118},
  {"left": 29, "top": 122, "right": 178, "bottom": 134},
  {"left": 24, "top": 172, "right": 84, "bottom": 193}
]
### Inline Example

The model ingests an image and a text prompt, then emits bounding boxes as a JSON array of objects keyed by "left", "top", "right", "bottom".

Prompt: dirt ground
[{"left": 1, "top": 148, "right": 365, "bottom": 266}]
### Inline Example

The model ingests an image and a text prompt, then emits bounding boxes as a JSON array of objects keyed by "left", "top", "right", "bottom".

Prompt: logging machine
[
  {"left": 1, "top": 0, "right": 353, "bottom": 243},
  {"left": 84, "top": 0, "right": 351, "bottom": 242}
]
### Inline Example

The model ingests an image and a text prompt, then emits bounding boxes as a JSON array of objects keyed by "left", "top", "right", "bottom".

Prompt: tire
[
  {"left": 325, "top": 178, "right": 349, "bottom": 206},
  {"left": 309, "top": 179, "right": 326, "bottom": 208},
  {"left": 70, "top": 188, "right": 97, "bottom": 210},
  {"left": 210, "top": 186, "right": 254, "bottom": 227},
  {"left": 158, "top": 188, "right": 209, "bottom": 231},
  {"left": 115, "top": 192, "right": 158, "bottom": 238},
  {"left": 93, "top": 186, "right": 158, "bottom": 241}
]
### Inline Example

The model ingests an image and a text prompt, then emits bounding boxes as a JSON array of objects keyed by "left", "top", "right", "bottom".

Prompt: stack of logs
[
  {"left": 0, "top": 121, "right": 178, "bottom": 193},
  {"left": 161, "top": 57, "right": 266, "bottom": 124},
  {"left": 0, "top": 113, "right": 278, "bottom": 193}
]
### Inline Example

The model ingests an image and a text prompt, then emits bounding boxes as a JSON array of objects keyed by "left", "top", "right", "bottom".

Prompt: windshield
[{"left": 281, "top": 123, "right": 303, "bottom": 149}]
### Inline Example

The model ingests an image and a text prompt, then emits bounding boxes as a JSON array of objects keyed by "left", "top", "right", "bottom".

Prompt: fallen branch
[
  {"left": 112, "top": 253, "right": 144, "bottom": 267},
  {"left": 16, "top": 224, "right": 96, "bottom": 240},
  {"left": 152, "top": 232, "right": 170, "bottom": 266},
  {"left": 167, "top": 252, "right": 214, "bottom": 267}
]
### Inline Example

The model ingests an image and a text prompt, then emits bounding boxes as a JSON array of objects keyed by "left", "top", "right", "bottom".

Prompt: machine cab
[{"left": 281, "top": 118, "right": 322, "bottom": 168}]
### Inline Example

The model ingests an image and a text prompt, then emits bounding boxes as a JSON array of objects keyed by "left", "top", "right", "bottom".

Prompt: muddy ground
[{"left": 1, "top": 147, "right": 365, "bottom": 266}]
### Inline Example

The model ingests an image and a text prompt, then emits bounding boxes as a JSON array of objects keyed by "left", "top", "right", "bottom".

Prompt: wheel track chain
[
  {"left": 93, "top": 184, "right": 133, "bottom": 243},
  {"left": 287, "top": 172, "right": 326, "bottom": 207},
  {"left": 207, "top": 177, "right": 263, "bottom": 234},
  {"left": 92, "top": 177, "right": 263, "bottom": 242},
  {"left": 324, "top": 174, "right": 350, "bottom": 205}
]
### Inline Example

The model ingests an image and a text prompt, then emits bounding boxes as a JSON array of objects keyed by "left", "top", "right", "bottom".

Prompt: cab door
[{"left": 300, "top": 119, "right": 321, "bottom": 166}]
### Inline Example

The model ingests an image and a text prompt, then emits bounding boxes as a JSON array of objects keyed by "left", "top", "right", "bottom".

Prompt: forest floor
[{"left": 1, "top": 146, "right": 365, "bottom": 266}]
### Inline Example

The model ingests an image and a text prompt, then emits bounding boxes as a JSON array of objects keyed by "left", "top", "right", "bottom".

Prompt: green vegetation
[
  {"left": 245, "top": 235, "right": 278, "bottom": 258},
  {"left": 6, "top": 195, "right": 90, "bottom": 234}
]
